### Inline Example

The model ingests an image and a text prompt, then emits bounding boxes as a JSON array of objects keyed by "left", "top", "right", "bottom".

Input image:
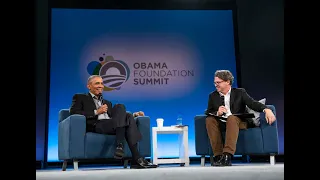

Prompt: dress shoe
[
  {"left": 215, "top": 153, "right": 232, "bottom": 166},
  {"left": 130, "top": 157, "right": 158, "bottom": 169},
  {"left": 211, "top": 155, "right": 223, "bottom": 166},
  {"left": 114, "top": 143, "right": 124, "bottom": 159}
]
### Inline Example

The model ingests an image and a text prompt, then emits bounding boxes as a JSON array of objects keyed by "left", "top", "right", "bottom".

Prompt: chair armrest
[
  {"left": 194, "top": 115, "right": 210, "bottom": 155},
  {"left": 58, "top": 114, "right": 86, "bottom": 160},
  {"left": 260, "top": 105, "right": 277, "bottom": 128},
  {"left": 135, "top": 116, "right": 151, "bottom": 157},
  {"left": 259, "top": 105, "right": 279, "bottom": 154}
]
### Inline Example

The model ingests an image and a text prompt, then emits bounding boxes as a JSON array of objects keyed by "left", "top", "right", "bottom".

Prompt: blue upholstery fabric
[
  {"left": 194, "top": 105, "right": 279, "bottom": 156},
  {"left": 58, "top": 114, "right": 86, "bottom": 160},
  {"left": 58, "top": 109, "right": 151, "bottom": 161},
  {"left": 135, "top": 116, "right": 151, "bottom": 157},
  {"left": 194, "top": 115, "right": 209, "bottom": 155}
]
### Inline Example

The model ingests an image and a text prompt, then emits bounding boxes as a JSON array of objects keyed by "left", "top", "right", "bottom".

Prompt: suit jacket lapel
[
  {"left": 87, "top": 92, "right": 97, "bottom": 110},
  {"left": 229, "top": 88, "right": 235, "bottom": 113}
]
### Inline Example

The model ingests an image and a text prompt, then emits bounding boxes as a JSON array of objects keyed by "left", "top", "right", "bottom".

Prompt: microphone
[
  {"left": 98, "top": 93, "right": 104, "bottom": 103},
  {"left": 220, "top": 95, "right": 226, "bottom": 116},
  {"left": 97, "top": 93, "right": 108, "bottom": 116}
]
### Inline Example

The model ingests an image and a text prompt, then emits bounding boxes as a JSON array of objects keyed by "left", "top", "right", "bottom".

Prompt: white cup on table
[{"left": 156, "top": 118, "right": 164, "bottom": 127}]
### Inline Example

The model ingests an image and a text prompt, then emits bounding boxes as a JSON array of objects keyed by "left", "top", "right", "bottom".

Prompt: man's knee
[
  {"left": 114, "top": 104, "right": 126, "bottom": 111},
  {"left": 126, "top": 112, "right": 136, "bottom": 123},
  {"left": 227, "top": 116, "right": 248, "bottom": 129},
  {"left": 126, "top": 112, "right": 134, "bottom": 118},
  {"left": 206, "top": 116, "right": 218, "bottom": 126},
  {"left": 226, "top": 115, "right": 240, "bottom": 125}
]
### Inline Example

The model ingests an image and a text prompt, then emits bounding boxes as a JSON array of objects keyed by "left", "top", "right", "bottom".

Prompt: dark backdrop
[
  {"left": 236, "top": 0, "right": 284, "bottom": 155},
  {"left": 36, "top": 0, "right": 49, "bottom": 162},
  {"left": 35, "top": 0, "right": 284, "bottom": 162}
]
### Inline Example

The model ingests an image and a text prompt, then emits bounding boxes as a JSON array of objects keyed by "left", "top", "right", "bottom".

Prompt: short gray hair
[
  {"left": 87, "top": 75, "right": 102, "bottom": 84},
  {"left": 214, "top": 70, "right": 234, "bottom": 85}
]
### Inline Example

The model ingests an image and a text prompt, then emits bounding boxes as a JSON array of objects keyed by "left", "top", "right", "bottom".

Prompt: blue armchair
[
  {"left": 194, "top": 105, "right": 279, "bottom": 166},
  {"left": 58, "top": 109, "right": 151, "bottom": 170}
]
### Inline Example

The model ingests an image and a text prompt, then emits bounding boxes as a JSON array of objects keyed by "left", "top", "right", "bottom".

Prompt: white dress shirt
[
  {"left": 218, "top": 87, "right": 232, "bottom": 118},
  {"left": 89, "top": 92, "right": 110, "bottom": 120}
]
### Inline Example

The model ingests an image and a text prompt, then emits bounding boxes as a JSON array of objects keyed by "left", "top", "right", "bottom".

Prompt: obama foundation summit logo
[{"left": 87, "top": 54, "right": 130, "bottom": 91}]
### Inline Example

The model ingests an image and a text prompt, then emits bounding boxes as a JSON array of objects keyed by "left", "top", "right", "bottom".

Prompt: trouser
[
  {"left": 94, "top": 104, "right": 143, "bottom": 160},
  {"left": 205, "top": 115, "right": 248, "bottom": 155}
]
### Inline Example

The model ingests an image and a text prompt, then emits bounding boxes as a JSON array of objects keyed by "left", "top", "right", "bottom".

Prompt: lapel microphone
[{"left": 220, "top": 95, "right": 226, "bottom": 116}]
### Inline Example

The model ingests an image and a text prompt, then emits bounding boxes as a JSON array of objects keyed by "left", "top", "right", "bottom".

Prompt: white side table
[{"left": 152, "top": 126, "right": 189, "bottom": 166}]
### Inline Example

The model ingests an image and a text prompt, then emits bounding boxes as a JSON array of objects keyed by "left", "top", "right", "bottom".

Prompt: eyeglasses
[{"left": 214, "top": 81, "right": 225, "bottom": 85}]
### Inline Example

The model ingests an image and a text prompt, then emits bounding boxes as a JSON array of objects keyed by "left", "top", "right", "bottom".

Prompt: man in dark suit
[
  {"left": 70, "top": 75, "right": 157, "bottom": 169},
  {"left": 205, "top": 70, "right": 276, "bottom": 166}
]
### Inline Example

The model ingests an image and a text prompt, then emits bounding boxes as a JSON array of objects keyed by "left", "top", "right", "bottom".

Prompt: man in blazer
[
  {"left": 70, "top": 75, "right": 157, "bottom": 169},
  {"left": 205, "top": 70, "right": 276, "bottom": 166}
]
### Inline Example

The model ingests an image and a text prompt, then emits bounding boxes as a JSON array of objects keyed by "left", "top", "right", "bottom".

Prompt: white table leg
[
  {"left": 183, "top": 128, "right": 189, "bottom": 166},
  {"left": 179, "top": 131, "right": 183, "bottom": 166},
  {"left": 152, "top": 129, "right": 158, "bottom": 165},
  {"left": 179, "top": 131, "right": 183, "bottom": 158}
]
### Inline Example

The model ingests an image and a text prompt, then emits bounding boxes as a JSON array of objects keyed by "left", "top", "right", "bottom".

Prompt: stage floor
[{"left": 36, "top": 163, "right": 284, "bottom": 180}]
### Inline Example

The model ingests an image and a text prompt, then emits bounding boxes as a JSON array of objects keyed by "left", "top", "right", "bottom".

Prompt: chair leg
[
  {"left": 270, "top": 154, "right": 276, "bottom": 165},
  {"left": 200, "top": 155, "right": 205, "bottom": 166},
  {"left": 209, "top": 155, "right": 214, "bottom": 166},
  {"left": 123, "top": 160, "right": 129, "bottom": 168},
  {"left": 62, "top": 160, "right": 67, "bottom": 171},
  {"left": 73, "top": 160, "right": 79, "bottom": 170}
]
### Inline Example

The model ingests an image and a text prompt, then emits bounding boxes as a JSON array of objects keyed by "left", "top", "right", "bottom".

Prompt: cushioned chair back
[{"left": 59, "top": 109, "right": 70, "bottom": 122}]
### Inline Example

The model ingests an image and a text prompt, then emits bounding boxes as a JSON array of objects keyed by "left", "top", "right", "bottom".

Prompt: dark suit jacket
[
  {"left": 206, "top": 88, "right": 268, "bottom": 123},
  {"left": 69, "top": 93, "right": 113, "bottom": 131}
]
